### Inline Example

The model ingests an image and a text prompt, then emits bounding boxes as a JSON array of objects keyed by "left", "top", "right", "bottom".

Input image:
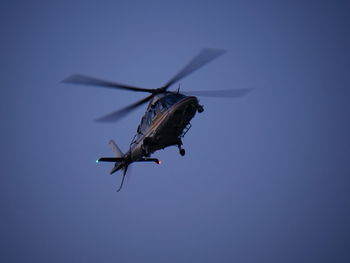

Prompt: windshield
[{"left": 161, "top": 93, "right": 186, "bottom": 109}]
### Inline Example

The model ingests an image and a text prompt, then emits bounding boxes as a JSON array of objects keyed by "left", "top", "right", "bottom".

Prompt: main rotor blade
[
  {"left": 162, "top": 48, "right": 226, "bottom": 90},
  {"left": 95, "top": 94, "right": 154, "bottom": 122},
  {"left": 62, "top": 74, "right": 154, "bottom": 93},
  {"left": 183, "top": 88, "right": 252, "bottom": 98}
]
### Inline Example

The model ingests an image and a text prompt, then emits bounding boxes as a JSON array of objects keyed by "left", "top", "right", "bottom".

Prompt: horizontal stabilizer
[
  {"left": 97, "top": 157, "right": 124, "bottom": 163},
  {"left": 136, "top": 158, "right": 161, "bottom": 164}
]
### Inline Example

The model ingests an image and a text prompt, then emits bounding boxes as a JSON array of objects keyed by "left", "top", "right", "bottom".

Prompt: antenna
[{"left": 177, "top": 83, "right": 181, "bottom": 93}]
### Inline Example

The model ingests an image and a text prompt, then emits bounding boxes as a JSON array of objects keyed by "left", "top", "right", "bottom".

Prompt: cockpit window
[
  {"left": 161, "top": 93, "right": 185, "bottom": 109},
  {"left": 156, "top": 101, "right": 165, "bottom": 112}
]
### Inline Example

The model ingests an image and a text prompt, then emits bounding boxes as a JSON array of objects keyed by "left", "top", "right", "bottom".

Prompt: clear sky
[{"left": 1, "top": 0, "right": 350, "bottom": 262}]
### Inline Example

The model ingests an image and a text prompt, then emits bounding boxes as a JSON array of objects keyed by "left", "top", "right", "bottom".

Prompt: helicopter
[{"left": 62, "top": 48, "right": 251, "bottom": 191}]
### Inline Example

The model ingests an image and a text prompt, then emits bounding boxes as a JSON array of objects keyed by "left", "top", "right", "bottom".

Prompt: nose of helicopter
[
  {"left": 174, "top": 96, "right": 200, "bottom": 114},
  {"left": 166, "top": 96, "right": 200, "bottom": 130}
]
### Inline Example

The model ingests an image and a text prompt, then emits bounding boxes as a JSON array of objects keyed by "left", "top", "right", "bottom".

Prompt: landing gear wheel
[{"left": 179, "top": 148, "right": 185, "bottom": 156}]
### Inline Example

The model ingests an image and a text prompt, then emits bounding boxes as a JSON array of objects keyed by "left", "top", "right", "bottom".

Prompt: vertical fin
[
  {"left": 107, "top": 139, "right": 127, "bottom": 191},
  {"left": 109, "top": 140, "right": 124, "bottom": 158}
]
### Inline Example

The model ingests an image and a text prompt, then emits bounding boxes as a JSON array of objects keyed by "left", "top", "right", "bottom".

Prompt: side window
[
  {"left": 151, "top": 109, "right": 156, "bottom": 120},
  {"left": 147, "top": 112, "right": 152, "bottom": 125},
  {"left": 161, "top": 100, "right": 168, "bottom": 110},
  {"left": 140, "top": 116, "right": 147, "bottom": 131},
  {"left": 157, "top": 101, "right": 164, "bottom": 112}
]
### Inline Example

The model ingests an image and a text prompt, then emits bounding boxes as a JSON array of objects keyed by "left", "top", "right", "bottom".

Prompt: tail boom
[{"left": 96, "top": 139, "right": 161, "bottom": 191}]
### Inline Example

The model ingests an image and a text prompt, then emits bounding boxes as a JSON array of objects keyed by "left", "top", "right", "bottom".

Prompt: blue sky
[{"left": 1, "top": 0, "right": 350, "bottom": 262}]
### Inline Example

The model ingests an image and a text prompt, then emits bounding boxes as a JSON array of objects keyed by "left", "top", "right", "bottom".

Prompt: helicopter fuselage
[
  {"left": 132, "top": 94, "right": 199, "bottom": 155},
  {"left": 111, "top": 92, "right": 202, "bottom": 173}
]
